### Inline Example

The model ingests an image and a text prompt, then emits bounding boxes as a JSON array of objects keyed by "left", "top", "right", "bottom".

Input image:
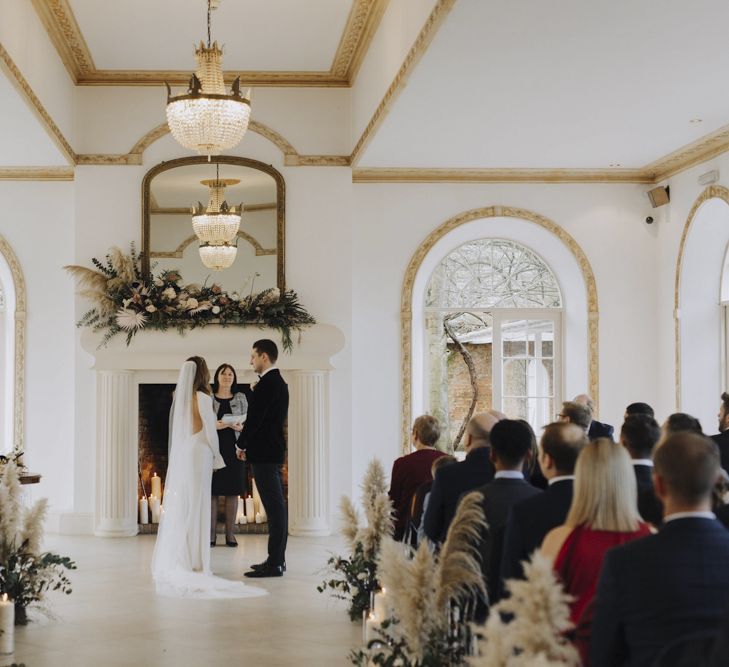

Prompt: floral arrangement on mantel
[
  {"left": 318, "top": 460, "right": 394, "bottom": 621},
  {"left": 0, "top": 463, "right": 76, "bottom": 626},
  {"left": 65, "top": 245, "right": 315, "bottom": 350}
]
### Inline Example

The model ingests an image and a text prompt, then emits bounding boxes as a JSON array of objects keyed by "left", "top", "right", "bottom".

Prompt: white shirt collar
[
  {"left": 548, "top": 475, "right": 575, "bottom": 486},
  {"left": 664, "top": 511, "right": 715, "bottom": 523},
  {"left": 632, "top": 459, "right": 654, "bottom": 467},
  {"left": 259, "top": 365, "right": 278, "bottom": 378},
  {"left": 495, "top": 470, "right": 524, "bottom": 480}
]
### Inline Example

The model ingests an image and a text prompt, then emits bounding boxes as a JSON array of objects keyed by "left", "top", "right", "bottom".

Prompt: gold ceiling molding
[
  {"left": 331, "top": 0, "right": 389, "bottom": 81},
  {"left": 643, "top": 124, "right": 729, "bottom": 183},
  {"left": 400, "top": 205, "right": 599, "bottom": 454},
  {"left": 30, "top": 0, "right": 94, "bottom": 83},
  {"left": 0, "top": 42, "right": 76, "bottom": 165},
  {"left": 0, "top": 234, "right": 27, "bottom": 455},
  {"left": 350, "top": 0, "right": 457, "bottom": 165},
  {"left": 30, "top": 0, "right": 388, "bottom": 86},
  {"left": 150, "top": 231, "right": 275, "bottom": 259},
  {"left": 352, "top": 167, "right": 654, "bottom": 184},
  {"left": 673, "top": 185, "right": 729, "bottom": 409},
  {"left": 0, "top": 167, "right": 74, "bottom": 181}
]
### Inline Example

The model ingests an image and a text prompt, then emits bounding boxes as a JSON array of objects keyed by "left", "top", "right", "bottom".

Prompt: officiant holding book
[
  {"left": 211, "top": 363, "right": 248, "bottom": 547},
  {"left": 237, "top": 339, "right": 289, "bottom": 578}
]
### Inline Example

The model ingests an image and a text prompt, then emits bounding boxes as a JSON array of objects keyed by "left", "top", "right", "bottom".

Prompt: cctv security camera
[{"left": 645, "top": 216, "right": 654, "bottom": 224}]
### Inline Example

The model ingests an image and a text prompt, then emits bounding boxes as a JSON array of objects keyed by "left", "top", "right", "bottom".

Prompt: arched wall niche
[
  {"left": 401, "top": 206, "right": 598, "bottom": 453},
  {"left": 0, "top": 234, "right": 26, "bottom": 455},
  {"left": 675, "top": 185, "right": 729, "bottom": 426}
]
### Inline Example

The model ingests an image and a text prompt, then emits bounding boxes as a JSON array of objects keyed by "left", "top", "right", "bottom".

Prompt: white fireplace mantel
[{"left": 81, "top": 324, "right": 345, "bottom": 538}]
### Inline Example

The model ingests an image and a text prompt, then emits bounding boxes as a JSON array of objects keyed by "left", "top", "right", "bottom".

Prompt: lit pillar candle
[
  {"left": 245, "top": 496, "right": 255, "bottom": 523},
  {"left": 150, "top": 495, "right": 161, "bottom": 523},
  {"left": 252, "top": 478, "right": 263, "bottom": 515},
  {"left": 151, "top": 473, "right": 162, "bottom": 500},
  {"left": 236, "top": 496, "right": 244, "bottom": 524},
  {"left": 139, "top": 497, "right": 149, "bottom": 525},
  {"left": 373, "top": 588, "right": 392, "bottom": 621},
  {"left": 363, "top": 610, "right": 380, "bottom": 645},
  {"left": 255, "top": 512, "right": 264, "bottom": 524},
  {"left": 0, "top": 594, "right": 14, "bottom": 656}
]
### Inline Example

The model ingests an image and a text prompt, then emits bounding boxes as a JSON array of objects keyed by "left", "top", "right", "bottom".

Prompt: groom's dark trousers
[{"left": 242, "top": 368, "right": 289, "bottom": 567}]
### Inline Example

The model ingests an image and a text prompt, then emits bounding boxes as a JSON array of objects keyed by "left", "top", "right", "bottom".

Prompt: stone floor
[{"left": 8, "top": 533, "right": 362, "bottom": 667}]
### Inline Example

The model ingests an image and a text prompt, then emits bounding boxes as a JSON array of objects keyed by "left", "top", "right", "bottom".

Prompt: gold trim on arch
[
  {"left": 400, "top": 206, "right": 599, "bottom": 453},
  {"left": 673, "top": 185, "right": 729, "bottom": 409},
  {"left": 0, "top": 235, "right": 27, "bottom": 455},
  {"left": 31, "top": 0, "right": 388, "bottom": 86}
]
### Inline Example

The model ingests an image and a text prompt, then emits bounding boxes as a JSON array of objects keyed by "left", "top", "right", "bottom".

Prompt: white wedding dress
[{"left": 151, "top": 361, "right": 267, "bottom": 599}]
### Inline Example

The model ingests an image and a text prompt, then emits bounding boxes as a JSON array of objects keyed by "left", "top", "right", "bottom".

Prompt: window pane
[
  {"left": 503, "top": 396, "right": 528, "bottom": 421},
  {"left": 503, "top": 359, "right": 528, "bottom": 397}
]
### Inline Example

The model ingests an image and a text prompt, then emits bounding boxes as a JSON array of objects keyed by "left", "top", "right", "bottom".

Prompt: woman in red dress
[{"left": 541, "top": 437, "right": 651, "bottom": 664}]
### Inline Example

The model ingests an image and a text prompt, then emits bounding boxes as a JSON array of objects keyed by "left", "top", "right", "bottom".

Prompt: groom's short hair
[{"left": 253, "top": 339, "right": 279, "bottom": 363}]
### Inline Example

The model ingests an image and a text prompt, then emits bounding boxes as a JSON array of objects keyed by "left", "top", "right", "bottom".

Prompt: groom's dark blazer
[{"left": 241, "top": 368, "right": 289, "bottom": 464}]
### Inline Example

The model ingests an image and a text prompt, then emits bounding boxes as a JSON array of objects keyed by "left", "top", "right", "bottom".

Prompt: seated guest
[
  {"left": 591, "top": 432, "right": 729, "bottom": 667},
  {"left": 473, "top": 419, "right": 542, "bottom": 603},
  {"left": 574, "top": 393, "right": 613, "bottom": 440},
  {"left": 624, "top": 402, "right": 654, "bottom": 419},
  {"left": 620, "top": 414, "right": 663, "bottom": 526},
  {"left": 501, "top": 422, "right": 587, "bottom": 583},
  {"left": 663, "top": 412, "right": 703, "bottom": 438},
  {"left": 423, "top": 410, "right": 503, "bottom": 544},
  {"left": 413, "top": 454, "right": 457, "bottom": 546},
  {"left": 711, "top": 392, "right": 729, "bottom": 474},
  {"left": 518, "top": 419, "right": 547, "bottom": 489},
  {"left": 388, "top": 415, "right": 446, "bottom": 541},
  {"left": 558, "top": 400, "right": 592, "bottom": 435},
  {"left": 541, "top": 438, "right": 650, "bottom": 664}
]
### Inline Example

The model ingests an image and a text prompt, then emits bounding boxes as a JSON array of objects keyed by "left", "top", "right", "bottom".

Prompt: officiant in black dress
[{"left": 210, "top": 363, "right": 248, "bottom": 547}]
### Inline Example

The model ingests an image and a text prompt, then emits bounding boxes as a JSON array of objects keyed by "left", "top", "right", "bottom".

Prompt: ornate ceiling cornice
[
  {"left": 352, "top": 168, "right": 654, "bottom": 184},
  {"left": 30, "top": 0, "right": 388, "bottom": 87},
  {"left": 0, "top": 167, "right": 74, "bottom": 180}
]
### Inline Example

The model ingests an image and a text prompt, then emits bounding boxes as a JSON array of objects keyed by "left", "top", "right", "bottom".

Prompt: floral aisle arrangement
[
  {"left": 318, "top": 460, "right": 394, "bottom": 621},
  {"left": 474, "top": 551, "right": 579, "bottom": 667},
  {"left": 65, "top": 245, "right": 315, "bottom": 350},
  {"left": 0, "top": 463, "right": 76, "bottom": 625},
  {"left": 350, "top": 491, "right": 487, "bottom": 667}
]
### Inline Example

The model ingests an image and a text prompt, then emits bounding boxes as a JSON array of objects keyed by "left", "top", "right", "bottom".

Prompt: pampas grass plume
[{"left": 339, "top": 496, "right": 360, "bottom": 548}]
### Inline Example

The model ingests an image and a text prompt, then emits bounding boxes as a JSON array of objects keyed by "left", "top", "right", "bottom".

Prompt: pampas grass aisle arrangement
[
  {"left": 0, "top": 463, "right": 76, "bottom": 625},
  {"left": 474, "top": 551, "right": 579, "bottom": 666},
  {"left": 318, "top": 460, "right": 394, "bottom": 621},
  {"left": 350, "top": 491, "right": 487, "bottom": 667}
]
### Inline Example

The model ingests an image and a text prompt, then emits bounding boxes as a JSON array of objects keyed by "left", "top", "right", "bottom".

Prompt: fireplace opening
[{"left": 138, "top": 383, "right": 288, "bottom": 533}]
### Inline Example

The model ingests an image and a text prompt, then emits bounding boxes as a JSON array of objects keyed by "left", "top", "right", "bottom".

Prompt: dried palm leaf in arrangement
[
  {"left": 352, "top": 491, "right": 487, "bottom": 666},
  {"left": 318, "top": 459, "right": 394, "bottom": 621},
  {"left": 473, "top": 551, "right": 579, "bottom": 667}
]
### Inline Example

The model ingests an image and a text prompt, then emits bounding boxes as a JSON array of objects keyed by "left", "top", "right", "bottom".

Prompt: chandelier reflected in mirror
[
  {"left": 192, "top": 164, "right": 242, "bottom": 270},
  {"left": 166, "top": 0, "right": 252, "bottom": 158}
]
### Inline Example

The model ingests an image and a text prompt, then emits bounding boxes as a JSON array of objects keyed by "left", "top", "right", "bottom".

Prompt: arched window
[{"left": 424, "top": 239, "right": 562, "bottom": 448}]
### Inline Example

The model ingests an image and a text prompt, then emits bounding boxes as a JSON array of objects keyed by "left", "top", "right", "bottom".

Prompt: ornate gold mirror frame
[
  {"left": 0, "top": 235, "right": 26, "bottom": 456},
  {"left": 141, "top": 155, "right": 286, "bottom": 289}
]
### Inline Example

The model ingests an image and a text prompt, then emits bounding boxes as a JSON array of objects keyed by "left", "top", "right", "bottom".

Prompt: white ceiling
[
  {"left": 358, "top": 0, "right": 729, "bottom": 169},
  {"left": 69, "top": 0, "right": 353, "bottom": 71},
  {"left": 0, "top": 72, "right": 69, "bottom": 166},
  {"left": 151, "top": 163, "right": 276, "bottom": 207}
]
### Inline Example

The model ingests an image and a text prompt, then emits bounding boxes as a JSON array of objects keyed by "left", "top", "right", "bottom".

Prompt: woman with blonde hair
[{"left": 541, "top": 437, "right": 650, "bottom": 663}]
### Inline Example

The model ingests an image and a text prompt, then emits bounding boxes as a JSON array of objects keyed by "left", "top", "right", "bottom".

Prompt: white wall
[{"left": 0, "top": 181, "right": 76, "bottom": 509}]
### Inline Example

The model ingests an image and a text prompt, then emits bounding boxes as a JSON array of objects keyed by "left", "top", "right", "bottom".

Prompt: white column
[
  {"left": 288, "top": 370, "right": 330, "bottom": 536},
  {"left": 95, "top": 370, "right": 137, "bottom": 537}
]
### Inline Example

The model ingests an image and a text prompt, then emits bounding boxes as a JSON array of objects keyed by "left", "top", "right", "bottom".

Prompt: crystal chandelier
[
  {"left": 191, "top": 166, "right": 242, "bottom": 244},
  {"left": 166, "top": 0, "right": 251, "bottom": 158},
  {"left": 199, "top": 241, "right": 237, "bottom": 271}
]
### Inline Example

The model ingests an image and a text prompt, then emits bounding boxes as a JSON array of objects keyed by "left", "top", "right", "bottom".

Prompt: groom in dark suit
[{"left": 238, "top": 339, "right": 289, "bottom": 578}]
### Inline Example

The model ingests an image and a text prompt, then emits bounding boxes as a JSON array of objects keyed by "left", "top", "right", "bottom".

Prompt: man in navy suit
[
  {"left": 474, "top": 419, "right": 542, "bottom": 603},
  {"left": 619, "top": 414, "right": 663, "bottom": 526},
  {"left": 710, "top": 391, "right": 729, "bottom": 474},
  {"left": 591, "top": 432, "right": 729, "bottom": 667},
  {"left": 238, "top": 339, "right": 289, "bottom": 578},
  {"left": 500, "top": 422, "right": 587, "bottom": 584},
  {"left": 423, "top": 410, "right": 503, "bottom": 544}
]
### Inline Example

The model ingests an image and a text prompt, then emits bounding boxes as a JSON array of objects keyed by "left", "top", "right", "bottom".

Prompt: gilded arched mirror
[{"left": 142, "top": 156, "right": 285, "bottom": 292}]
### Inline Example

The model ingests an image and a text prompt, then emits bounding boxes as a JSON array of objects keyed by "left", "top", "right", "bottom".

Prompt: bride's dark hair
[{"left": 186, "top": 356, "right": 211, "bottom": 395}]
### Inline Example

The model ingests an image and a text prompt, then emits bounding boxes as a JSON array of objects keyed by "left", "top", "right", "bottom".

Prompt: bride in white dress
[{"left": 151, "top": 356, "right": 266, "bottom": 599}]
